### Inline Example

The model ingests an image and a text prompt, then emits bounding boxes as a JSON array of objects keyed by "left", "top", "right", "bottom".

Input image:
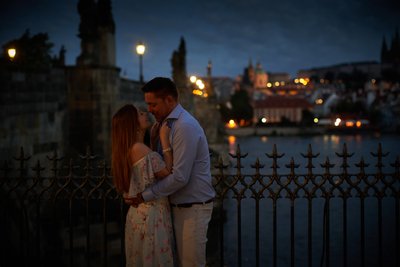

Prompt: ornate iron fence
[{"left": 1, "top": 144, "right": 399, "bottom": 267}]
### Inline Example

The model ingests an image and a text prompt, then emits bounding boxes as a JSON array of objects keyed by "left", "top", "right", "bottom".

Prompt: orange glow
[
  {"left": 228, "top": 135, "right": 236, "bottom": 145},
  {"left": 226, "top": 119, "right": 238, "bottom": 129},
  {"left": 228, "top": 135, "right": 236, "bottom": 154},
  {"left": 345, "top": 121, "right": 354, "bottom": 127},
  {"left": 356, "top": 121, "right": 362, "bottom": 127},
  {"left": 192, "top": 89, "right": 203, "bottom": 96},
  {"left": 330, "top": 135, "right": 340, "bottom": 144},
  {"left": 277, "top": 91, "right": 286, "bottom": 95}
]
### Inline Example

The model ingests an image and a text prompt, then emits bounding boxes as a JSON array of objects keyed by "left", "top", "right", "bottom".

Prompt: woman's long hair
[{"left": 111, "top": 104, "right": 140, "bottom": 193}]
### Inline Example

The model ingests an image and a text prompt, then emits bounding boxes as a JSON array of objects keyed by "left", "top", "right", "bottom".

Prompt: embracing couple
[{"left": 111, "top": 77, "right": 215, "bottom": 267}]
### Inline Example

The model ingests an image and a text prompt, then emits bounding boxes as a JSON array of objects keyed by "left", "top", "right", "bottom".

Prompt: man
[{"left": 131, "top": 77, "right": 215, "bottom": 267}]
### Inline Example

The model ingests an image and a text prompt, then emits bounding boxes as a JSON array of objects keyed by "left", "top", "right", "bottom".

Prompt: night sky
[{"left": 1, "top": 0, "right": 399, "bottom": 80}]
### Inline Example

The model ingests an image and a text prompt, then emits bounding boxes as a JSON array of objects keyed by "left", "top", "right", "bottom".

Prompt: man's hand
[{"left": 124, "top": 192, "right": 144, "bottom": 207}]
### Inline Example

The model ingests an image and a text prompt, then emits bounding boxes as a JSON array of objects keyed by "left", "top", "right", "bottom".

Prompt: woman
[{"left": 111, "top": 104, "right": 174, "bottom": 267}]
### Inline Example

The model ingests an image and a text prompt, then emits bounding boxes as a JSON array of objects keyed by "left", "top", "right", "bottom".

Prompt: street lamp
[
  {"left": 136, "top": 42, "right": 145, "bottom": 83},
  {"left": 7, "top": 48, "right": 16, "bottom": 61}
]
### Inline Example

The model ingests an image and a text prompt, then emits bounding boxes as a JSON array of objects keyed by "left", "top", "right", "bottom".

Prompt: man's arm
[{"left": 142, "top": 122, "right": 199, "bottom": 201}]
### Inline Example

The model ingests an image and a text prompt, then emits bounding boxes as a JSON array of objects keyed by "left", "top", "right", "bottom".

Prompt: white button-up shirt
[{"left": 142, "top": 104, "right": 215, "bottom": 204}]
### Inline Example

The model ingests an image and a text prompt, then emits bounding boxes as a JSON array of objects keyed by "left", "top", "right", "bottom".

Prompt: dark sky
[{"left": 1, "top": 0, "right": 399, "bottom": 80}]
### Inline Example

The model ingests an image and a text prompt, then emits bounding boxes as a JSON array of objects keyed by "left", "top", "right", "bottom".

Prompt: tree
[
  {"left": 332, "top": 99, "right": 367, "bottom": 115},
  {"left": 1, "top": 30, "right": 54, "bottom": 72},
  {"left": 229, "top": 89, "right": 253, "bottom": 124},
  {"left": 219, "top": 102, "right": 233, "bottom": 123},
  {"left": 300, "top": 109, "right": 315, "bottom": 126}
]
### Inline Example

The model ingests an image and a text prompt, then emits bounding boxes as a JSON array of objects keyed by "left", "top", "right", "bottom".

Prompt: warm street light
[
  {"left": 7, "top": 48, "right": 16, "bottom": 60},
  {"left": 136, "top": 42, "right": 146, "bottom": 83},
  {"left": 190, "top": 75, "right": 197, "bottom": 83}
]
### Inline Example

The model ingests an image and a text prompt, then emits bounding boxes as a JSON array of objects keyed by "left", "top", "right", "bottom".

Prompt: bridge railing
[{"left": 1, "top": 144, "right": 399, "bottom": 267}]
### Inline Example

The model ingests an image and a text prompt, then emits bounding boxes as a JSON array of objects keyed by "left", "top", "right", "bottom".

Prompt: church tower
[
  {"left": 253, "top": 61, "right": 268, "bottom": 89},
  {"left": 242, "top": 59, "right": 255, "bottom": 86},
  {"left": 381, "top": 28, "right": 400, "bottom": 65},
  {"left": 381, "top": 36, "right": 389, "bottom": 63},
  {"left": 206, "top": 60, "right": 215, "bottom": 97}
]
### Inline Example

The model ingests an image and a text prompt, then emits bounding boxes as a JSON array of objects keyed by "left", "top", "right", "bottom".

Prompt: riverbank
[
  {"left": 224, "top": 126, "right": 387, "bottom": 137},
  {"left": 224, "top": 126, "right": 325, "bottom": 136}
]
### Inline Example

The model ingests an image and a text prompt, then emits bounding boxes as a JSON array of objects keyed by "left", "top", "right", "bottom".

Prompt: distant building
[
  {"left": 253, "top": 96, "right": 313, "bottom": 124},
  {"left": 241, "top": 60, "right": 269, "bottom": 88},
  {"left": 297, "top": 61, "right": 382, "bottom": 80}
]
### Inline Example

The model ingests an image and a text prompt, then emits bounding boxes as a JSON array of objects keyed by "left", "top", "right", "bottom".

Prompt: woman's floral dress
[{"left": 125, "top": 151, "right": 175, "bottom": 267}]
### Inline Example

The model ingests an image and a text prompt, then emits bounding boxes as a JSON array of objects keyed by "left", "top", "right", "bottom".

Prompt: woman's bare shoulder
[{"left": 130, "top": 142, "right": 152, "bottom": 165}]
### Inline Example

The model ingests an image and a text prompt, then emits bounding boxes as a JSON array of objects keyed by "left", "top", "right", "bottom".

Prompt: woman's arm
[{"left": 154, "top": 122, "right": 173, "bottom": 178}]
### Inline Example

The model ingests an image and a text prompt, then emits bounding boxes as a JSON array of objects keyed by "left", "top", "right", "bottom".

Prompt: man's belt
[{"left": 171, "top": 198, "right": 214, "bottom": 208}]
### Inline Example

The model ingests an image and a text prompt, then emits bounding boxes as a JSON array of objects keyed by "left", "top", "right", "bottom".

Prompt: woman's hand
[
  {"left": 124, "top": 193, "right": 144, "bottom": 207},
  {"left": 124, "top": 197, "right": 135, "bottom": 206}
]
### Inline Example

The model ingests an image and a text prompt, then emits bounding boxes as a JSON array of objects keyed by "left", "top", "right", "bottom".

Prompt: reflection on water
[{"left": 228, "top": 135, "right": 236, "bottom": 155}]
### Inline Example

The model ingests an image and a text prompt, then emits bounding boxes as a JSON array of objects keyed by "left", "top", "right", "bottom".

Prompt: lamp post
[{"left": 136, "top": 42, "right": 145, "bottom": 83}]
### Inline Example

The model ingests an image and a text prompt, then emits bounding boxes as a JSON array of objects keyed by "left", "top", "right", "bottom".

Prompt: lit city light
[
  {"left": 334, "top": 118, "right": 341, "bottom": 127},
  {"left": 190, "top": 75, "right": 197, "bottom": 83},
  {"left": 226, "top": 119, "right": 238, "bottom": 129},
  {"left": 7, "top": 48, "right": 16, "bottom": 59}
]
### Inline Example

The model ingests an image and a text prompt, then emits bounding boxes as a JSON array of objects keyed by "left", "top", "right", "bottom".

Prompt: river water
[
  {"left": 216, "top": 133, "right": 400, "bottom": 267},
  {"left": 221, "top": 133, "right": 400, "bottom": 173}
]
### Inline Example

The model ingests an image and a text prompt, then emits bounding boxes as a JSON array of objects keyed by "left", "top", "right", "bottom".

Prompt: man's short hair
[{"left": 141, "top": 77, "right": 178, "bottom": 99}]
